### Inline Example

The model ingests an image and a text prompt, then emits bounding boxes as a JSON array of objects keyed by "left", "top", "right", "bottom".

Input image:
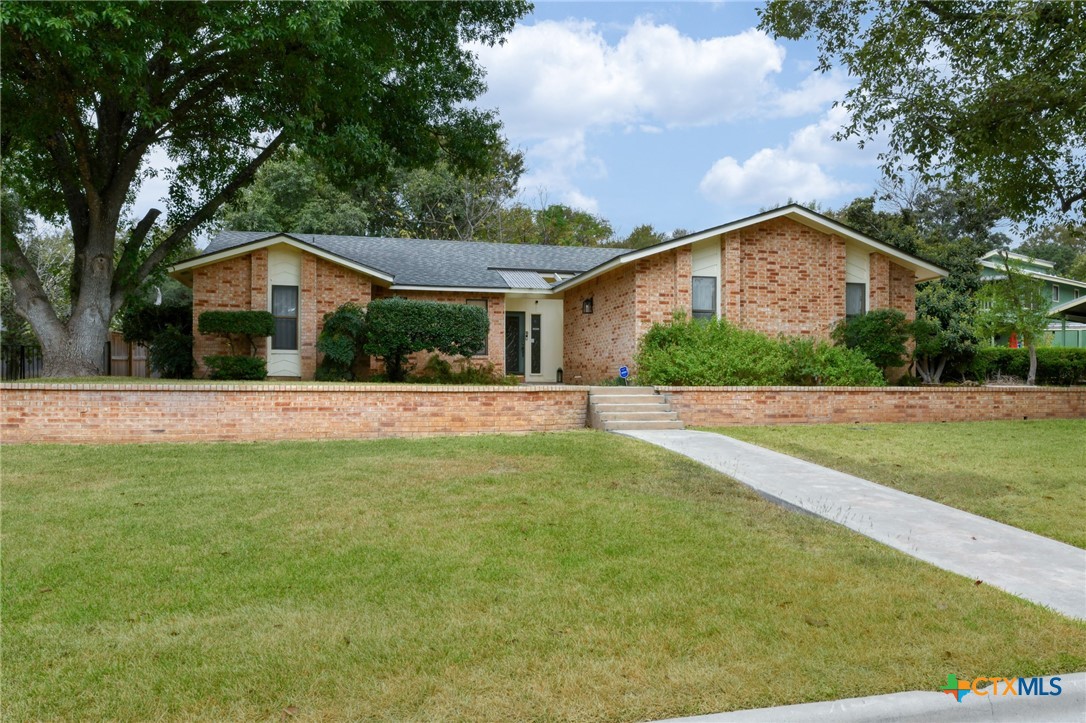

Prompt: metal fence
[{"left": 1, "top": 344, "right": 45, "bottom": 380}]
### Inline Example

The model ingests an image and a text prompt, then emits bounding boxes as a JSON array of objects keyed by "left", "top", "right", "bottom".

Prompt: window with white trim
[
  {"left": 845, "top": 283, "right": 866, "bottom": 319},
  {"left": 692, "top": 276, "right": 717, "bottom": 320},
  {"left": 271, "top": 285, "right": 298, "bottom": 350},
  {"left": 1053, "top": 285, "right": 1060, "bottom": 302}
]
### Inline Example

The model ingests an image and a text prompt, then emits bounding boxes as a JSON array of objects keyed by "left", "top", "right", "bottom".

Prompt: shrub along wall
[{"left": 2, "top": 383, "right": 1082, "bottom": 445}]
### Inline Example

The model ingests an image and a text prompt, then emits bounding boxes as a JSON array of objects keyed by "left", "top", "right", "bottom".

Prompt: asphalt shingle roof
[{"left": 203, "top": 231, "right": 628, "bottom": 289}]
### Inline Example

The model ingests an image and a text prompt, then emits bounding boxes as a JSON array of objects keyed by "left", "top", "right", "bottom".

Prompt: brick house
[{"left": 169, "top": 204, "right": 946, "bottom": 383}]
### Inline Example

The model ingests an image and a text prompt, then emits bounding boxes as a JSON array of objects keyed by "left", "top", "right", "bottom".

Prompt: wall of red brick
[
  {"left": 563, "top": 264, "right": 638, "bottom": 383},
  {"left": 1, "top": 384, "right": 587, "bottom": 444},
  {"left": 192, "top": 251, "right": 268, "bottom": 377},
  {"left": 4, "top": 384, "right": 1081, "bottom": 445},
  {"left": 661, "top": 386, "right": 1086, "bottom": 426},
  {"left": 723, "top": 219, "right": 847, "bottom": 338}
]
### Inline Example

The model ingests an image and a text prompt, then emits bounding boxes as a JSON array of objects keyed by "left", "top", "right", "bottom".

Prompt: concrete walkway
[{"left": 618, "top": 430, "right": 1086, "bottom": 620}]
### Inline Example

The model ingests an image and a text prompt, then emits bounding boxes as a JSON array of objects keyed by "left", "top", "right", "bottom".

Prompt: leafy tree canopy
[
  {"left": 0, "top": 0, "right": 529, "bottom": 375},
  {"left": 759, "top": 1, "right": 1086, "bottom": 224},
  {"left": 1016, "top": 224, "right": 1086, "bottom": 279}
]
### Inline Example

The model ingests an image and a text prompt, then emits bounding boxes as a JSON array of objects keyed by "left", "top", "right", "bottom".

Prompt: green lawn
[
  {"left": 716, "top": 420, "right": 1086, "bottom": 548},
  {"left": 3, "top": 432, "right": 1083, "bottom": 721}
]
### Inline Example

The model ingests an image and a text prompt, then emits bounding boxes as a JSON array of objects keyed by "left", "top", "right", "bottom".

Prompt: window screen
[
  {"left": 692, "top": 276, "right": 716, "bottom": 320},
  {"left": 845, "top": 283, "right": 866, "bottom": 319},
  {"left": 466, "top": 299, "right": 488, "bottom": 356},
  {"left": 271, "top": 285, "right": 298, "bottom": 350}
]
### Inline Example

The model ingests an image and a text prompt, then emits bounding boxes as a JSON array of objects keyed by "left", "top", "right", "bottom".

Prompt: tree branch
[
  {"left": 0, "top": 231, "right": 64, "bottom": 337},
  {"left": 114, "top": 132, "right": 288, "bottom": 311}
]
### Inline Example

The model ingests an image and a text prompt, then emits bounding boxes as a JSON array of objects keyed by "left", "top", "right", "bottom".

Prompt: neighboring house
[
  {"left": 978, "top": 250, "right": 1086, "bottom": 348},
  {"left": 169, "top": 204, "right": 946, "bottom": 382}
]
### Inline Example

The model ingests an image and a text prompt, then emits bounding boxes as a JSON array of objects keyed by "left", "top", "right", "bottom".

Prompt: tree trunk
[
  {"left": 933, "top": 356, "right": 947, "bottom": 384},
  {"left": 1027, "top": 342, "right": 1038, "bottom": 385},
  {"left": 40, "top": 318, "right": 110, "bottom": 377}
]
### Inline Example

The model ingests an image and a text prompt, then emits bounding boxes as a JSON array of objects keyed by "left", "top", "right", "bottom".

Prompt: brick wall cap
[
  {"left": 0, "top": 382, "right": 584, "bottom": 393},
  {"left": 655, "top": 385, "right": 1086, "bottom": 392}
]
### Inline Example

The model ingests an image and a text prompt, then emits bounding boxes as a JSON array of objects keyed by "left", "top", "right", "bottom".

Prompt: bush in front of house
[
  {"left": 635, "top": 314, "right": 884, "bottom": 386},
  {"left": 118, "top": 280, "right": 194, "bottom": 378},
  {"left": 364, "top": 298, "right": 488, "bottom": 382},
  {"left": 197, "top": 310, "right": 274, "bottom": 380},
  {"left": 780, "top": 337, "right": 886, "bottom": 386},
  {"left": 197, "top": 310, "right": 275, "bottom": 352},
  {"left": 831, "top": 309, "right": 911, "bottom": 378},
  {"left": 204, "top": 355, "right": 267, "bottom": 380},
  {"left": 147, "top": 325, "right": 195, "bottom": 379},
  {"left": 968, "top": 347, "right": 1086, "bottom": 385},
  {"left": 315, "top": 303, "right": 368, "bottom": 381}
]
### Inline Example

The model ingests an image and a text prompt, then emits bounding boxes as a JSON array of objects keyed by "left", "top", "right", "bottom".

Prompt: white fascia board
[
  {"left": 552, "top": 205, "right": 947, "bottom": 293},
  {"left": 168, "top": 234, "right": 395, "bottom": 283},
  {"left": 389, "top": 284, "right": 548, "bottom": 295}
]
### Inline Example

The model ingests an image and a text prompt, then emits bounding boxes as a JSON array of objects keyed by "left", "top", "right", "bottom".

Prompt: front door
[{"left": 505, "top": 312, "right": 525, "bottom": 375}]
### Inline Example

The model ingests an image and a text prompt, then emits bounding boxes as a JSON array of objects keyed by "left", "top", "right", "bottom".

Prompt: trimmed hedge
[
  {"left": 968, "top": 347, "right": 1086, "bottom": 385},
  {"left": 204, "top": 355, "right": 267, "bottom": 380},
  {"left": 635, "top": 315, "right": 884, "bottom": 386},
  {"left": 364, "top": 298, "right": 488, "bottom": 382},
  {"left": 197, "top": 310, "right": 275, "bottom": 338}
]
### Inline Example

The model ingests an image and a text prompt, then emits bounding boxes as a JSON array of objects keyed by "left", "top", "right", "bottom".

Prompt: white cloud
[
  {"left": 699, "top": 107, "right": 873, "bottom": 207},
  {"left": 472, "top": 19, "right": 788, "bottom": 140},
  {"left": 699, "top": 148, "right": 859, "bottom": 206}
]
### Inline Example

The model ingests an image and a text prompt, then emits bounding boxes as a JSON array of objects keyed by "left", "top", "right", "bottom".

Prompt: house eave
[{"left": 168, "top": 233, "right": 396, "bottom": 283}]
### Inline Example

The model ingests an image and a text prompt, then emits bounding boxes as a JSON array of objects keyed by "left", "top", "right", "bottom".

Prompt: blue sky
[{"left": 468, "top": 1, "right": 886, "bottom": 238}]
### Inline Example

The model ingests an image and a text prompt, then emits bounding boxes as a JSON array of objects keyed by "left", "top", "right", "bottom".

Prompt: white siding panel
[{"left": 846, "top": 242, "right": 870, "bottom": 284}]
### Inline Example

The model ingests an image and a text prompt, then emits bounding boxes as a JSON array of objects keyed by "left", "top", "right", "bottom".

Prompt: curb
[{"left": 656, "top": 673, "right": 1085, "bottom": 722}]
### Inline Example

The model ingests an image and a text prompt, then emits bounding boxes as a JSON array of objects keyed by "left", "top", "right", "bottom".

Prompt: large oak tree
[
  {"left": 759, "top": 1, "right": 1086, "bottom": 224},
  {"left": 0, "top": 1, "right": 528, "bottom": 375}
]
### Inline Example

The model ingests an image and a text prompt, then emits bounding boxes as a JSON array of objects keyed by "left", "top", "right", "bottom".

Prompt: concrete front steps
[{"left": 588, "top": 386, "right": 684, "bottom": 431}]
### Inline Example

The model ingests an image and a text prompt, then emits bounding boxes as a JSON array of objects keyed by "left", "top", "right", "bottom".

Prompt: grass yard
[
  {"left": 716, "top": 420, "right": 1086, "bottom": 548},
  {"left": 3, "top": 432, "right": 1084, "bottom": 721}
]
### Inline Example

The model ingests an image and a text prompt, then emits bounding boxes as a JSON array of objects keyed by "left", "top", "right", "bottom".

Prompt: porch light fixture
[{"left": 582, "top": 297, "right": 593, "bottom": 314}]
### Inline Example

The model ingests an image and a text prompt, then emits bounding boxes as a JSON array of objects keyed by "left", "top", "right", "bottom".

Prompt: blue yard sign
[{"left": 618, "top": 366, "right": 629, "bottom": 379}]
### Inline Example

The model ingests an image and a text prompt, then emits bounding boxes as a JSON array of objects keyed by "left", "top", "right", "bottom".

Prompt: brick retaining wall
[
  {"left": 0, "top": 384, "right": 588, "bottom": 444},
  {"left": 660, "top": 386, "right": 1086, "bottom": 426},
  {"left": 2, "top": 384, "right": 1082, "bottom": 445}
]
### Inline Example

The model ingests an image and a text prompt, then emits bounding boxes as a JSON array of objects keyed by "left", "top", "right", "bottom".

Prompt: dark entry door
[{"left": 505, "top": 312, "right": 525, "bottom": 375}]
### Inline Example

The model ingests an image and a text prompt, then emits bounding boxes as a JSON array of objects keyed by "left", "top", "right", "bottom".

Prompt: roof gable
[{"left": 552, "top": 204, "right": 948, "bottom": 293}]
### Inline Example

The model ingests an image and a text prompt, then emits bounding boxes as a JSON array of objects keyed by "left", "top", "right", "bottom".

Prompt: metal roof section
[{"left": 494, "top": 269, "right": 554, "bottom": 289}]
